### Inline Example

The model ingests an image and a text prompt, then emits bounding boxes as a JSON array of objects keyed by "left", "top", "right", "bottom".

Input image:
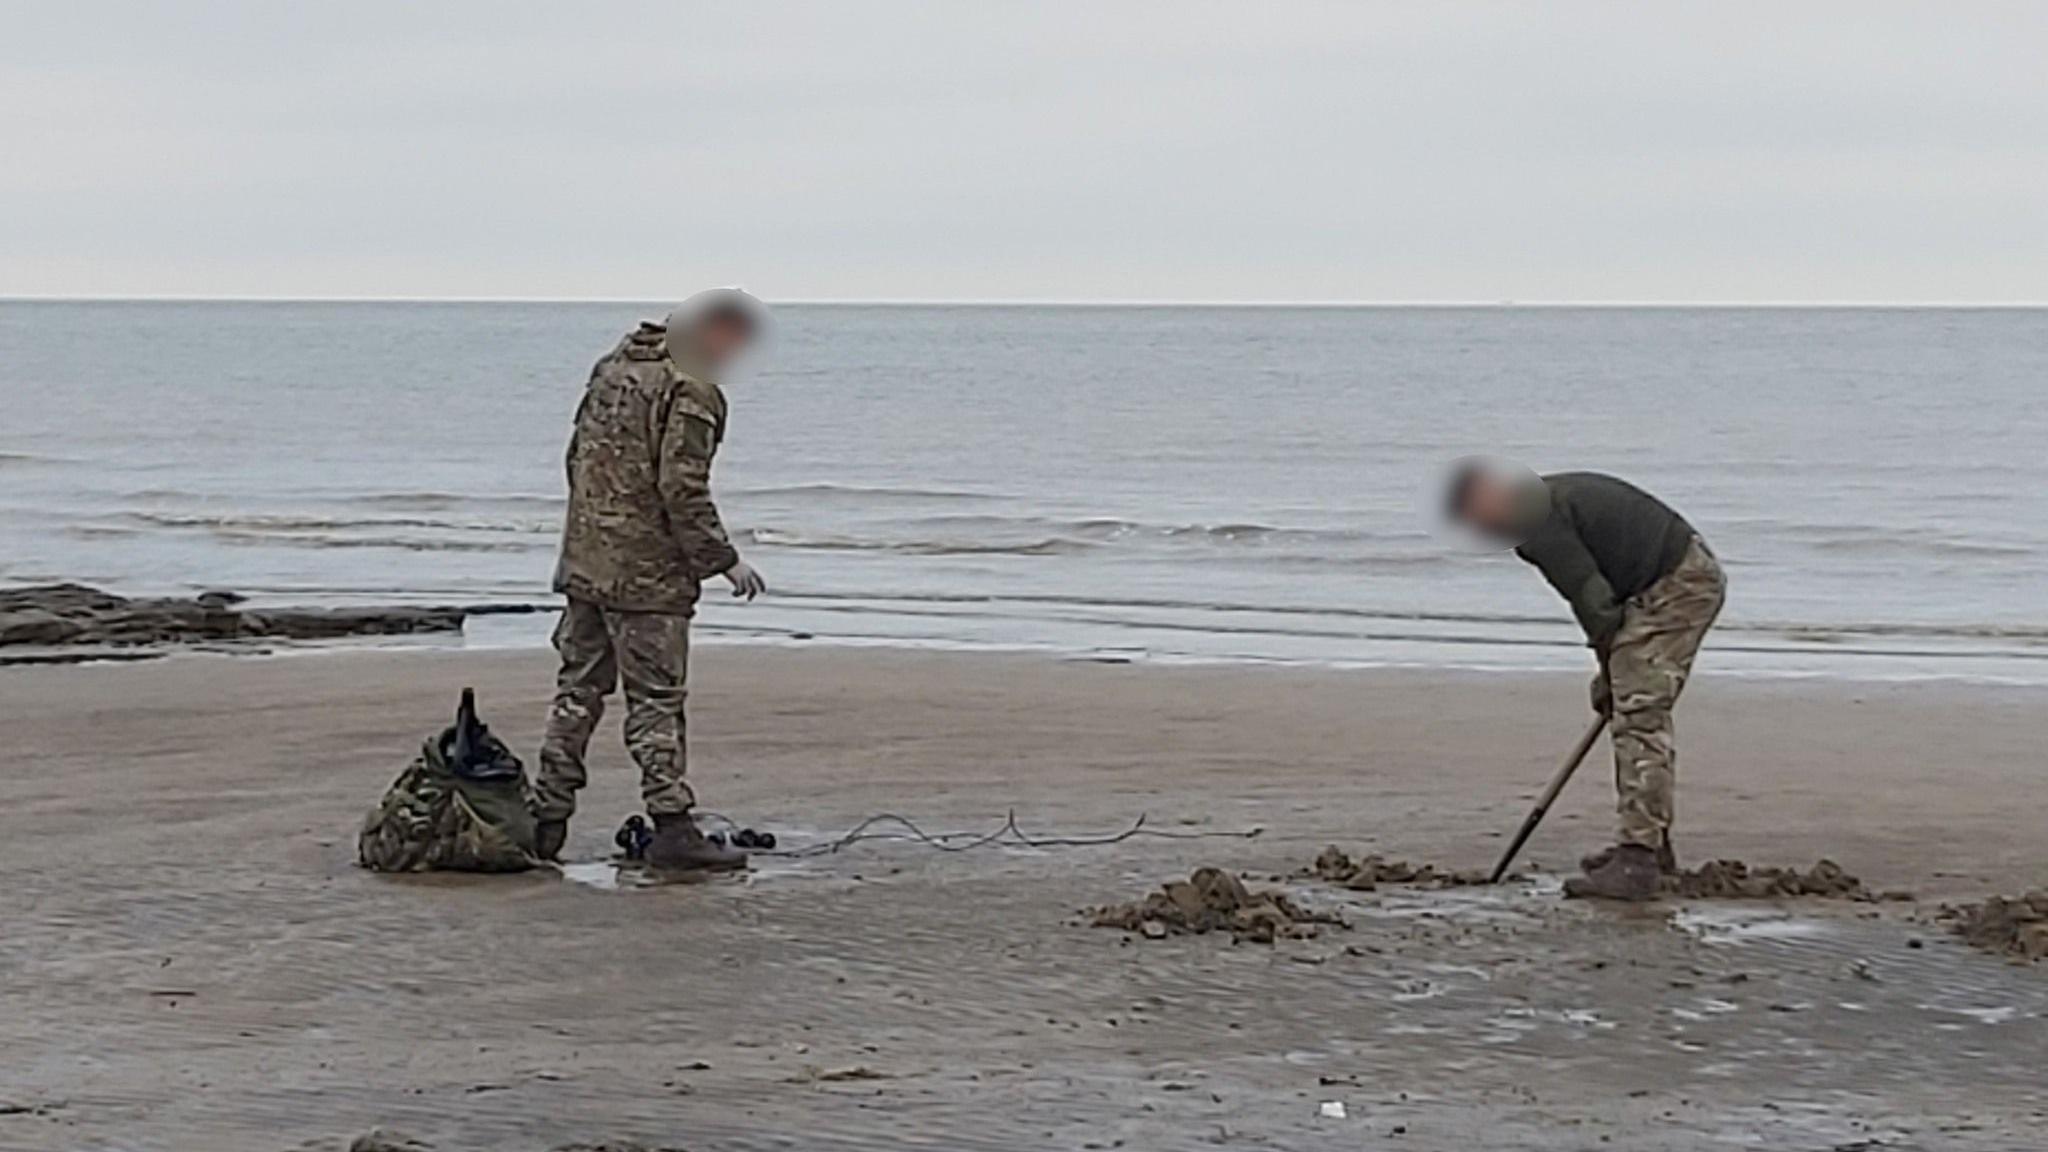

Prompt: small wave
[
  {"left": 343, "top": 491, "right": 565, "bottom": 512},
  {"left": 62, "top": 524, "right": 145, "bottom": 539},
  {"left": 1744, "top": 619, "right": 2048, "bottom": 643},
  {"left": 1805, "top": 534, "right": 2037, "bottom": 559},
  {"left": 769, "top": 589, "right": 1573, "bottom": 628},
  {"left": 208, "top": 529, "right": 548, "bottom": 554},
  {"left": 116, "top": 511, "right": 554, "bottom": 535},
  {"left": 0, "top": 451, "right": 45, "bottom": 466},
  {"left": 733, "top": 515, "right": 1419, "bottom": 560},
  {"left": 765, "top": 589, "right": 2048, "bottom": 645},
  {"left": 1729, "top": 519, "right": 2041, "bottom": 560},
  {"left": 912, "top": 513, "right": 1408, "bottom": 547},
  {"left": 737, "top": 527, "right": 1089, "bottom": 557},
  {"left": 728, "top": 482, "right": 1006, "bottom": 504}
]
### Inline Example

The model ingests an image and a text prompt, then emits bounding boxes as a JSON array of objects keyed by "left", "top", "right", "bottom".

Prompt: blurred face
[
  {"left": 690, "top": 312, "right": 756, "bottom": 369},
  {"left": 1456, "top": 470, "right": 1524, "bottom": 539}
]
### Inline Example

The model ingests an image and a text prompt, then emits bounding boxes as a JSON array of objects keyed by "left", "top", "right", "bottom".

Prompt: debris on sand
[
  {"left": 787, "top": 1064, "right": 893, "bottom": 1084},
  {"left": 0, "top": 582, "right": 535, "bottom": 660},
  {"left": 1660, "top": 858, "right": 1874, "bottom": 900},
  {"left": 349, "top": 1133, "right": 434, "bottom": 1152},
  {"left": 1297, "top": 846, "right": 1489, "bottom": 891},
  {"left": 1943, "top": 891, "right": 2048, "bottom": 962},
  {"left": 344, "top": 1135, "right": 689, "bottom": 1152},
  {"left": 1089, "top": 866, "right": 1343, "bottom": 943}
]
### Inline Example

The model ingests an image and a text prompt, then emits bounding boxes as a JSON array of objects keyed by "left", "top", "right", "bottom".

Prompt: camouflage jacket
[{"left": 552, "top": 322, "right": 740, "bottom": 613}]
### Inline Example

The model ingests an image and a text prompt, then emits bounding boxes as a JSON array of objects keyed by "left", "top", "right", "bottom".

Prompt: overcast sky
[{"left": 3, "top": 2, "right": 2045, "bottom": 302}]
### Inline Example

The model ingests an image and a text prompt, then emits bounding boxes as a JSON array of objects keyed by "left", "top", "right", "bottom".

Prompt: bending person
[{"left": 1448, "top": 460, "right": 1726, "bottom": 900}]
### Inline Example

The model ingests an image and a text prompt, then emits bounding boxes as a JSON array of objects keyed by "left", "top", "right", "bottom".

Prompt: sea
[{"left": 3, "top": 301, "right": 2044, "bottom": 683}]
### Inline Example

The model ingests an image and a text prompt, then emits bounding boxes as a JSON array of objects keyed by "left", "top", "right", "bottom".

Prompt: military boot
[
  {"left": 645, "top": 811, "right": 748, "bottom": 873},
  {"left": 1581, "top": 835, "right": 1678, "bottom": 876},
  {"left": 533, "top": 820, "right": 568, "bottom": 862},
  {"left": 1563, "top": 843, "right": 1660, "bottom": 901}
]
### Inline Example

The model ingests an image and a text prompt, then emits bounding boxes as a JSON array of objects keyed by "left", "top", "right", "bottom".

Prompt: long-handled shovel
[{"left": 1487, "top": 713, "right": 1608, "bottom": 883}]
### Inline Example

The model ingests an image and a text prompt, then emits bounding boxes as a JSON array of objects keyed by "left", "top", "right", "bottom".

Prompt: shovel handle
[{"left": 1487, "top": 713, "right": 1608, "bottom": 884}]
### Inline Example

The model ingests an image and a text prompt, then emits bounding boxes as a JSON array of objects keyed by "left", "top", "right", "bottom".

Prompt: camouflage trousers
[
  {"left": 1606, "top": 537, "right": 1726, "bottom": 852},
  {"left": 532, "top": 598, "right": 696, "bottom": 822}
]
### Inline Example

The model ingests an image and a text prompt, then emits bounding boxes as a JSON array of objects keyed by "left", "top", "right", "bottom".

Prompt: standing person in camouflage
[
  {"left": 532, "top": 288, "right": 770, "bottom": 872},
  {"left": 1448, "top": 461, "right": 1727, "bottom": 901}
]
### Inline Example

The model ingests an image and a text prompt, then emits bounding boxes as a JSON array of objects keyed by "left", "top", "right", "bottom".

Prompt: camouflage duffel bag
[{"left": 359, "top": 689, "right": 539, "bottom": 873}]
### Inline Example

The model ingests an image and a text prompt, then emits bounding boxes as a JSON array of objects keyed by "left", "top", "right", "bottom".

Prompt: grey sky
[{"left": 3, "top": 1, "right": 2044, "bottom": 302}]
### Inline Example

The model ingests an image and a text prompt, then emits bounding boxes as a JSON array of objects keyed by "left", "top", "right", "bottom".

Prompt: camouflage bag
[{"left": 359, "top": 689, "right": 539, "bottom": 873}]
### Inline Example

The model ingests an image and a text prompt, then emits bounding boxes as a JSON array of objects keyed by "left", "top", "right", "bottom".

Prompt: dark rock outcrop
[{"left": 0, "top": 583, "right": 471, "bottom": 654}]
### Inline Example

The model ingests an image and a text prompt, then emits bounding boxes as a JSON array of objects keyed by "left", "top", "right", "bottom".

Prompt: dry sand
[{"left": 2, "top": 645, "right": 2045, "bottom": 1150}]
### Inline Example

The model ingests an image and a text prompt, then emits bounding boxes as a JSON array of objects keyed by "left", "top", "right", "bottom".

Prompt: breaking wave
[
  {"left": 734, "top": 515, "right": 1428, "bottom": 560},
  {"left": 727, "top": 482, "right": 1006, "bottom": 504},
  {"left": 206, "top": 530, "right": 548, "bottom": 554},
  {"left": 64, "top": 523, "right": 548, "bottom": 554},
  {"left": 115, "top": 511, "right": 555, "bottom": 535},
  {"left": 1727, "top": 519, "right": 2042, "bottom": 560},
  {"left": 766, "top": 589, "right": 2048, "bottom": 645},
  {"left": 737, "top": 527, "right": 1090, "bottom": 557},
  {"left": 342, "top": 491, "right": 565, "bottom": 512},
  {"left": 909, "top": 515, "right": 1402, "bottom": 546}
]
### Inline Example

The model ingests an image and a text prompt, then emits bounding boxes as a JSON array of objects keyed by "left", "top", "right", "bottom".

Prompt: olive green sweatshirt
[{"left": 1513, "top": 472, "right": 1697, "bottom": 651}]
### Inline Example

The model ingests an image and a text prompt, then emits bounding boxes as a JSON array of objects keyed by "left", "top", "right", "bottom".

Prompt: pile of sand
[
  {"left": 1299, "top": 847, "right": 1895, "bottom": 903},
  {"left": 1661, "top": 858, "right": 1874, "bottom": 900},
  {"left": 1944, "top": 892, "right": 2048, "bottom": 962},
  {"left": 1297, "top": 846, "right": 1488, "bottom": 891},
  {"left": 1089, "top": 866, "right": 1343, "bottom": 944}
]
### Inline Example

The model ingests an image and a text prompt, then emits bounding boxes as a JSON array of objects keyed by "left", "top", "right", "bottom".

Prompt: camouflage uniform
[
  {"left": 1604, "top": 538, "right": 1726, "bottom": 851},
  {"left": 533, "top": 322, "right": 739, "bottom": 823},
  {"left": 1510, "top": 473, "right": 1726, "bottom": 860}
]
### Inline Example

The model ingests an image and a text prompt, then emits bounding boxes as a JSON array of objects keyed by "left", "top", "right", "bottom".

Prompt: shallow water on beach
[{"left": 4, "top": 301, "right": 2046, "bottom": 680}]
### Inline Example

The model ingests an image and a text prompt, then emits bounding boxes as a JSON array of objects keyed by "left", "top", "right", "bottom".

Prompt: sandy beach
[{"left": 3, "top": 646, "right": 2045, "bottom": 1150}]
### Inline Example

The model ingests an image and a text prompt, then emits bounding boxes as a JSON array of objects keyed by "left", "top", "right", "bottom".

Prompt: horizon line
[{"left": 4, "top": 294, "right": 2047, "bottom": 309}]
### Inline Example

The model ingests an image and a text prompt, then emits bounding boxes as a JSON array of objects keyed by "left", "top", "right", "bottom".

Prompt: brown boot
[
  {"left": 1564, "top": 843, "right": 1660, "bottom": 901},
  {"left": 645, "top": 811, "right": 747, "bottom": 873},
  {"left": 1582, "top": 835, "right": 1678, "bottom": 876}
]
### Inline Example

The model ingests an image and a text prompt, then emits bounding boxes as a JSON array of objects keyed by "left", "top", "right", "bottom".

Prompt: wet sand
[{"left": 2, "top": 646, "right": 2044, "bottom": 1150}]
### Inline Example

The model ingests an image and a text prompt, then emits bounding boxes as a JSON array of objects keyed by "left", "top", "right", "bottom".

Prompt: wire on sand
[{"left": 696, "top": 809, "right": 1263, "bottom": 859}]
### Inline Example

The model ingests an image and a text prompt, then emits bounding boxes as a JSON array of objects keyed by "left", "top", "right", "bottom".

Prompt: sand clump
[
  {"left": 1660, "top": 858, "right": 1879, "bottom": 900},
  {"left": 1944, "top": 891, "right": 2048, "bottom": 962},
  {"left": 1089, "top": 866, "right": 1343, "bottom": 943},
  {"left": 1301, "top": 846, "right": 1893, "bottom": 903},
  {"left": 1297, "top": 846, "right": 1489, "bottom": 891}
]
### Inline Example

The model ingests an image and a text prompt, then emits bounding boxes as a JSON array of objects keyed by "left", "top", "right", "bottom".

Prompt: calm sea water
[{"left": 3, "top": 301, "right": 2045, "bottom": 681}]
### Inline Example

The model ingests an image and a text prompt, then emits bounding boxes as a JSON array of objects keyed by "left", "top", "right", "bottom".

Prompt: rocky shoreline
[{"left": 0, "top": 583, "right": 540, "bottom": 665}]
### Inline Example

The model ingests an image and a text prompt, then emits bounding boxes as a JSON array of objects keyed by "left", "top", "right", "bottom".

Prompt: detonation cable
[{"left": 695, "top": 809, "right": 1262, "bottom": 859}]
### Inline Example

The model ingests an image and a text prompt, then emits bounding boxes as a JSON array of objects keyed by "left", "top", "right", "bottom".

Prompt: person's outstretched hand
[{"left": 723, "top": 558, "right": 767, "bottom": 601}]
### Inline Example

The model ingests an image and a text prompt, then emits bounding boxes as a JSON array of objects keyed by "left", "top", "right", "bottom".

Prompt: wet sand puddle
[
  {"left": 557, "top": 857, "right": 820, "bottom": 892},
  {"left": 556, "top": 822, "right": 924, "bottom": 891},
  {"left": 530, "top": 846, "right": 2048, "bottom": 1151},
  {"left": 1067, "top": 868, "right": 2047, "bottom": 1149}
]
